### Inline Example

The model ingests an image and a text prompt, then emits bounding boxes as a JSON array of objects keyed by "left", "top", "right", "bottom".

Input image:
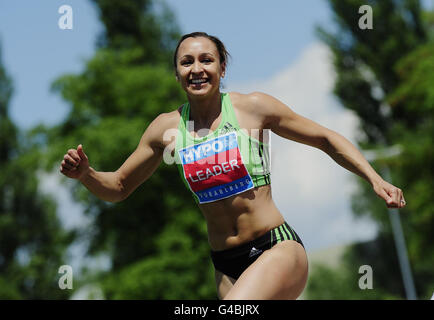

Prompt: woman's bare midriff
[{"left": 198, "top": 185, "right": 285, "bottom": 251}]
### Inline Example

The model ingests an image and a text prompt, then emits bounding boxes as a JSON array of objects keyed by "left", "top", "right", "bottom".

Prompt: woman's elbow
[{"left": 113, "top": 171, "right": 128, "bottom": 202}]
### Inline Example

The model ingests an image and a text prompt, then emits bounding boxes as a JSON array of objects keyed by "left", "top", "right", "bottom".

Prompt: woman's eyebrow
[{"left": 180, "top": 52, "right": 215, "bottom": 59}]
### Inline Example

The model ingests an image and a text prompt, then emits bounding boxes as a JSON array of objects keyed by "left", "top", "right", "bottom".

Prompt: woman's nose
[{"left": 192, "top": 61, "right": 203, "bottom": 73}]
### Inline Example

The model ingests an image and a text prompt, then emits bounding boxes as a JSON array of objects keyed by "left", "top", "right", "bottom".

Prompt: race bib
[{"left": 178, "top": 132, "right": 254, "bottom": 203}]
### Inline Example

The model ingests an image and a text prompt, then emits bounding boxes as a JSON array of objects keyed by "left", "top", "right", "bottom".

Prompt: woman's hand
[
  {"left": 372, "top": 179, "right": 406, "bottom": 209},
  {"left": 60, "top": 144, "right": 90, "bottom": 180}
]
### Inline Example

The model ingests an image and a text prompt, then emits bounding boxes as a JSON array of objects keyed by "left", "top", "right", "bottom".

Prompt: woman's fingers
[
  {"left": 374, "top": 180, "right": 406, "bottom": 209},
  {"left": 67, "top": 149, "right": 81, "bottom": 163},
  {"left": 64, "top": 154, "right": 79, "bottom": 168},
  {"left": 387, "top": 188, "right": 399, "bottom": 207},
  {"left": 77, "top": 144, "right": 88, "bottom": 161},
  {"left": 386, "top": 188, "right": 406, "bottom": 208},
  {"left": 60, "top": 146, "right": 87, "bottom": 179},
  {"left": 399, "top": 190, "right": 406, "bottom": 208},
  {"left": 61, "top": 159, "right": 75, "bottom": 171}
]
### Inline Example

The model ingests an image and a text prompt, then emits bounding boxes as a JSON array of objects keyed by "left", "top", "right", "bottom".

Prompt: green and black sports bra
[{"left": 174, "top": 92, "right": 271, "bottom": 204}]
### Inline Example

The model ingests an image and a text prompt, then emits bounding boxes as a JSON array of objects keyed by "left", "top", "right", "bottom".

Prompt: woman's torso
[{"left": 163, "top": 92, "right": 285, "bottom": 250}]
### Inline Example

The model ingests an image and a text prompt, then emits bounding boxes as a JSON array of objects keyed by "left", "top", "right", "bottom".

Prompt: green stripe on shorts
[
  {"left": 279, "top": 225, "right": 287, "bottom": 241},
  {"left": 282, "top": 224, "right": 294, "bottom": 241}
]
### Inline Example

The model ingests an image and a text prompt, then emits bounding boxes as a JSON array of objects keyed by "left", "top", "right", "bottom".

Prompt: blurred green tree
[
  {"left": 305, "top": 0, "right": 434, "bottom": 299},
  {"left": 0, "top": 43, "right": 74, "bottom": 299},
  {"left": 33, "top": 0, "right": 217, "bottom": 298}
]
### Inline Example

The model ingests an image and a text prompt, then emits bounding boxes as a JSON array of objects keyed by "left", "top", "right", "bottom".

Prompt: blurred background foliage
[
  {"left": 0, "top": 0, "right": 432, "bottom": 299},
  {"left": 305, "top": 0, "right": 434, "bottom": 299},
  {"left": 0, "top": 41, "right": 75, "bottom": 299}
]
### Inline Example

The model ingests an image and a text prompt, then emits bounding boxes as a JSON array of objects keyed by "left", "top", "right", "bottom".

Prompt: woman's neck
[{"left": 188, "top": 91, "right": 222, "bottom": 126}]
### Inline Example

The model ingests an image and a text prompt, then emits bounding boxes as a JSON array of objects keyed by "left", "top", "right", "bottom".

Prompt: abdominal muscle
[{"left": 198, "top": 184, "right": 285, "bottom": 251}]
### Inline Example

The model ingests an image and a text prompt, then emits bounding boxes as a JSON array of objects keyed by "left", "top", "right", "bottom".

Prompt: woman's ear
[{"left": 221, "top": 61, "right": 226, "bottom": 78}]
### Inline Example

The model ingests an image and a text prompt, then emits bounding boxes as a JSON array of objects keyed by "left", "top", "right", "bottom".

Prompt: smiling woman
[
  {"left": 60, "top": 31, "right": 407, "bottom": 300},
  {"left": 173, "top": 32, "right": 231, "bottom": 92}
]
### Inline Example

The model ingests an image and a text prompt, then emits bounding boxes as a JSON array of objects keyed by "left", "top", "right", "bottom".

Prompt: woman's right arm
[{"left": 61, "top": 114, "right": 168, "bottom": 203}]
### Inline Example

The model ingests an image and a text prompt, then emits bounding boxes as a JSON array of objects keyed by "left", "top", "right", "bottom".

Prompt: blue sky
[{"left": 164, "top": 0, "right": 333, "bottom": 82}]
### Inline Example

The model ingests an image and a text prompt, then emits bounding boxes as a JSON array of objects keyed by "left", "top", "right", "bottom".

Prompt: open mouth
[{"left": 189, "top": 78, "right": 209, "bottom": 86}]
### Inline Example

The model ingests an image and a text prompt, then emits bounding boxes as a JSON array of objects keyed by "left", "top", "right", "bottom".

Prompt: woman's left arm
[{"left": 250, "top": 91, "right": 406, "bottom": 209}]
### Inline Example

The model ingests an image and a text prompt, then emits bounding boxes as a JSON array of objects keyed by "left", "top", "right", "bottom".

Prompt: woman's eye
[{"left": 181, "top": 59, "right": 211, "bottom": 66}]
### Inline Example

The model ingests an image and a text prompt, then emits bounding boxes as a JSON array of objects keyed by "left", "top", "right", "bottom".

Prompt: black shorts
[{"left": 210, "top": 222, "right": 304, "bottom": 280}]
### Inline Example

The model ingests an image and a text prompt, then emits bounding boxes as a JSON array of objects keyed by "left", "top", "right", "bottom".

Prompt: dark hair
[{"left": 173, "top": 32, "right": 231, "bottom": 72}]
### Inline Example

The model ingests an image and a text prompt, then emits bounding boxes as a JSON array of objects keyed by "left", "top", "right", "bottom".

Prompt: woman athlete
[{"left": 60, "top": 32, "right": 406, "bottom": 300}]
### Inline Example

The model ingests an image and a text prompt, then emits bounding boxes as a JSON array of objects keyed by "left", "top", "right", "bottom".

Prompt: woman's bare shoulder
[
  {"left": 228, "top": 91, "right": 271, "bottom": 126},
  {"left": 228, "top": 91, "right": 271, "bottom": 110},
  {"left": 145, "top": 106, "right": 183, "bottom": 149},
  {"left": 161, "top": 105, "right": 183, "bottom": 128}
]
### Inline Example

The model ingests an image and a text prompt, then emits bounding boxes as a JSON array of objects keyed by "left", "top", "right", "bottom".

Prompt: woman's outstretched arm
[
  {"left": 61, "top": 144, "right": 126, "bottom": 203},
  {"left": 61, "top": 113, "right": 167, "bottom": 203},
  {"left": 250, "top": 91, "right": 406, "bottom": 209}
]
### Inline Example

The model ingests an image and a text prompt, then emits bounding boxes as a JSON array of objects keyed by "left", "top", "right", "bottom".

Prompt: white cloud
[
  {"left": 227, "top": 42, "right": 378, "bottom": 251},
  {"left": 37, "top": 169, "right": 111, "bottom": 275},
  {"left": 37, "top": 169, "right": 90, "bottom": 230}
]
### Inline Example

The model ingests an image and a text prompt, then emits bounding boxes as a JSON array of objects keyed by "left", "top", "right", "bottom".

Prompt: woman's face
[{"left": 175, "top": 37, "right": 226, "bottom": 97}]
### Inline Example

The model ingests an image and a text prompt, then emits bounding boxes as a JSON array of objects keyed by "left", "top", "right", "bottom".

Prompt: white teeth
[{"left": 191, "top": 79, "right": 207, "bottom": 84}]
